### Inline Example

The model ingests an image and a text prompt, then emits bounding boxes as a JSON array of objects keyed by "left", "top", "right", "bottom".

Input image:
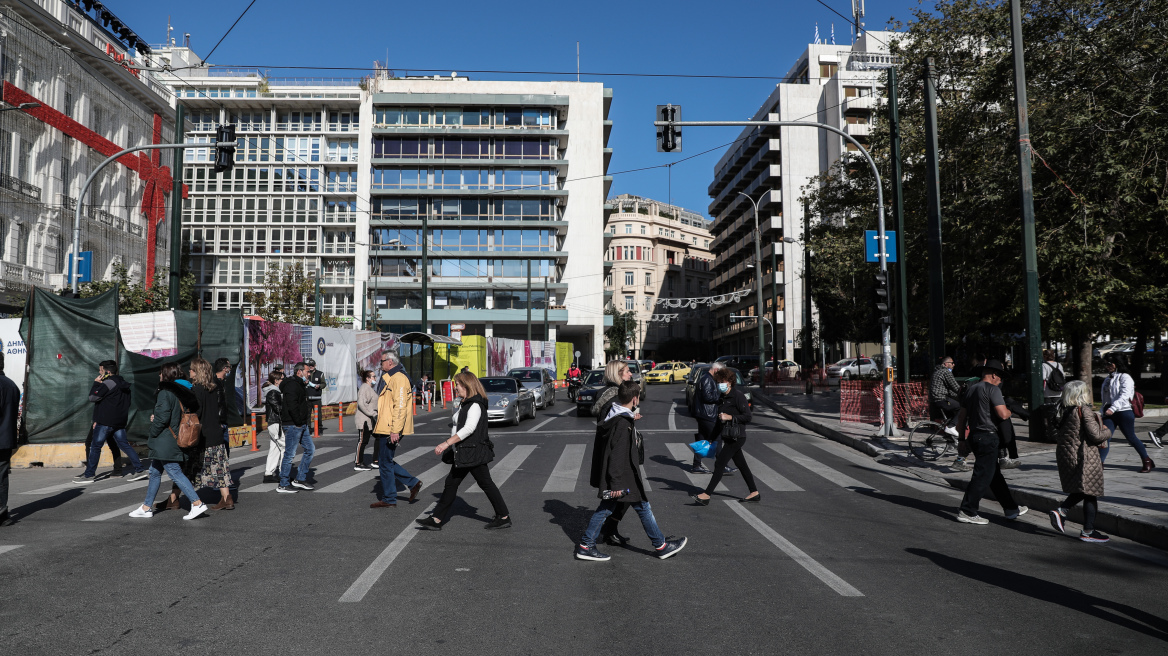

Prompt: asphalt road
[{"left": 3, "top": 384, "right": 1168, "bottom": 655}]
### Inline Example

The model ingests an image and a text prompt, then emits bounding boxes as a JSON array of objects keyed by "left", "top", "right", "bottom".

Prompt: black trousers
[
  {"left": 931, "top": 398, "right": 961, "bottom": 426},
  {"left": 432, "top": 464, "right": 509, "bottom": 523},
  {"left": 0, "top": 448, "right": 11, "bottom": 519},
  {"left": 704, "top": 435, "right": 758, "bottom": 496},
  {"left": 959, "top": 431, "right": 1018, "bottom": 515},
  {"left": 1153, "top": 419, "right": 1168, "bottom": 439},
  {"left": 1061, "top": 492, "right": 1098, "bottom": 533},
  {"left": 355, "top": 425, "right": 379, "bottom": 465}
]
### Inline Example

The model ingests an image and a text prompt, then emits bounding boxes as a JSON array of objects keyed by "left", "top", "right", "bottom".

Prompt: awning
[{"left": 392, "top": 331, "right": 463, "bottom": 346}]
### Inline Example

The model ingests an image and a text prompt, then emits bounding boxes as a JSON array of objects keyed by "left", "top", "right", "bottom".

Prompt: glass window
[
  {"left": 645, "top": 273, "right": 652, "bottom": 286},
  {"left": 624, "top": 295, "right": 634, "bottom": 310},
  {"left": 625, "top": 224, "right": 632, "bottom": 234}
]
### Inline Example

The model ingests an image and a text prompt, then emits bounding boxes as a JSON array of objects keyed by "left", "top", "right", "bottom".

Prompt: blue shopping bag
[{"left": 687, "top": 439, "right": 714, "bottom": 458}]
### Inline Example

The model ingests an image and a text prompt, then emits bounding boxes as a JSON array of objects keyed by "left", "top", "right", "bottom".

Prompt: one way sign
[{"left": 864, "top": 230, "right": 898, "bottom": 263}]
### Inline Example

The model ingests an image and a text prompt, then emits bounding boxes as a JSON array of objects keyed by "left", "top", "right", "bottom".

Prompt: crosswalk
[{"left": 16, "top": 436, "right": 952, "bottom": 525}]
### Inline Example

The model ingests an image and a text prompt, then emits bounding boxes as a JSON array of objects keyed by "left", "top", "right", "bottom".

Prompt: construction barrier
[{"left": 840, "top": 380, "right": 927, "bottom": 426}]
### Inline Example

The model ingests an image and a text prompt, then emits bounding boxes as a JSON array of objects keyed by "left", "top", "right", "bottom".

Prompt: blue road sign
[
  {"left": 67, "top": 251, "right": 93, "bottom": 283},
  {"left": 864, "top": 230, "right": 897, "bottom": 263}
]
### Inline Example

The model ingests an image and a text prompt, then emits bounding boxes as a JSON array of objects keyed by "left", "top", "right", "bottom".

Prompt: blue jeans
[
  {"left": 143, "top": 460, "right": 199, "bottom": 508},
  {"left": 1102, "top": 410, "right": 1150, "bottom": 462},
  {"left": 279, "top": 424, "right": 315, "bottom": 486},
  {"left": 377, "top": 436, "right": 419, "bottom": 503},
  {"left": 581, "top": 499, "right": 665, "bottom": 549},
  {"left": 83, "top": 424, "right": 143, "bottom": 477}
]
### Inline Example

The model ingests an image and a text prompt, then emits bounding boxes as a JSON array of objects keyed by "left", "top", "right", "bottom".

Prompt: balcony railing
[
  {"left": 325, "top": 154, "right": 360, "bottom": 163},
  {"left": 325, "top": 182, "right": 358, "bottom": 193},
  {"left": 0, "top": 173, "right": 40, "bottom": 200},
  {"left": 324, "top": 212, "right": 357, "bottom": 223}
]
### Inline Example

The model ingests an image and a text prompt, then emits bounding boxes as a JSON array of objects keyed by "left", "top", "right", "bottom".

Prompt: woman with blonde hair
[
  {"left": 171, "top": 357, "right": 233, "bottom": 511},
  {"left": 1050, "top": 380, "right": 1110, "bottom": 543},
  {"left": 416, "top": 371, "right": 511, "bottom": 530}
]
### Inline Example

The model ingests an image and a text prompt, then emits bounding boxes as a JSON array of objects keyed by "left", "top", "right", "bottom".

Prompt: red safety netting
[{"left": 840, "top": 380, "right": 928, "bottom": 426}]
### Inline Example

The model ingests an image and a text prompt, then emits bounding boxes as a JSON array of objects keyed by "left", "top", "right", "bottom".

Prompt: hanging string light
[{"left": 655, "top": 289, "right": 752, "bottom": 309}]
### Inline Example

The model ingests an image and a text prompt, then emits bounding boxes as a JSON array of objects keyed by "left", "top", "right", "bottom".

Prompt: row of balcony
[
  {"left": 190, "top": 122, "right": 357, "bottom": 133},
  {"left": 711, "top": 115, "right": 782, "bottom": 190},
  {"left": 712, "top": 260, "right": 783, "bottom": 291},
  {"left": 708, "top": 140, "right": 782, "bottom": 216},
  {"left": 710, "top": 189, "right": 780, "bottom": 248},
  {"left": 58, "top": 195, "right": 145, "bottom": 237},
  {"left": 0, "top": 173, "right": 41, "bottom": 201},
  {"left": 711, "top": 225, "right": 779, "bottom": 270}
]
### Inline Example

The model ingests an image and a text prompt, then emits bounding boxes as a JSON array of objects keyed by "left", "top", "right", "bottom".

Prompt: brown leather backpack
[{"left": 168, "top": 398, "right": 202, "bottom": 449}]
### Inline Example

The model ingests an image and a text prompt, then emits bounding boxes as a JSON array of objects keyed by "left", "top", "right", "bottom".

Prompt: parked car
[
  {"left": 644, "top": 361, "right": 692, "bottom": 384},
  {"left": 684, "top": 365, "right": 751, "bottom": 407},
  {"left": 507, "top": 367, "right": 556, "bottom": 409},
  {"left": 637, "top": 359, "right": 656, "bottom": 372},
  {"left": 715, "top": 354, "right": 759, "bottom": 374},
  {"left": 481, "top": 377, "right": 537, "bottom": 426},
  {"left": 574, "top": 370, "right": 608, "bottom": 416},
  {"left": 748, "top": 359, "right": 800, "bottom": 383},
  {"left": 624, "top": 361, "right": 647, "bottom": 401},
  {"left": 826, "top": 357, "right": 877, "bottom": 379}
]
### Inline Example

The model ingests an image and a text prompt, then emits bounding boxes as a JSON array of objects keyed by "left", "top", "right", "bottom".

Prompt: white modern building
[
  {"left": 707, "top": 31, "right": 896, "bottom": 362},
  {"left": 0, "top": 0, "right": 179, "bottom": 311}
]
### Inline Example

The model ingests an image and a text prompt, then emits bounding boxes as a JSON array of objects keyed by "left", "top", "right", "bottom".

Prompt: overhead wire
[{"left": 202, "top": 0, "right": 260, "bottom": 64}]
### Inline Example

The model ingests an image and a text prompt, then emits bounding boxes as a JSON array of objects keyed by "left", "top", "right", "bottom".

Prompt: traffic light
[
  {"left": 874, "top": 271, "right": 891, "bottom": 325},
  {"left": 213, "top": 124, "right": 237, "bottom": 174},
  {"left": 656, "top": 104, "right": 682, "bottom": 152}
]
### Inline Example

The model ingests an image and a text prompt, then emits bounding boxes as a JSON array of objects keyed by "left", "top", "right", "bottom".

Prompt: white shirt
[
  {"left": 1101, "top": 372, "right": 1134, "bottom": 413},
  {"left": 1041, "top": 361, "right": 1065, "bottom": 399},
  {"left": 449, "top": 403, "right": 482, "bottom": 442}
]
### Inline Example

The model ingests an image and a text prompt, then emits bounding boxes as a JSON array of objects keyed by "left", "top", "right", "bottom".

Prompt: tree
[
  {"left": 77, "top": 261, "right": 197, "bottom": 314},
  {"left": 247, "top": 319, "right": 302, "bottom": 401},
  {"left": 604, "top": 307, "right": 636, "bottom": 360},
  {"left": 244, "top": 262, "right": 346, "bottom": 328}
]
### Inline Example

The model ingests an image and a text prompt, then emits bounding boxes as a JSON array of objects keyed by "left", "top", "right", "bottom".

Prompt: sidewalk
[{"left": 752, "top": 386, "right": 1168, "bottom": 551}]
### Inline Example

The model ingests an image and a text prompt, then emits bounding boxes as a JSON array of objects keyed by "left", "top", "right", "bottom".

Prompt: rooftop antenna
[
  {"left": 167, "top": 16, "right": 173, "bottom": 47},
  {"left": 184, "top": 33, "right": 190, "bottom": 48},
  {"left": 851, "top": 0, "right": 865, "bottom": 44},
  {"left": 576, "top": 41, "right": 580, "bottom": 81}
]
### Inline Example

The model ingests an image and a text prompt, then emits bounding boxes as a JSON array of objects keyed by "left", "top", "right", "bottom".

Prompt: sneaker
[
  {"left": 574, "top": 544, "right": 611, "bottom": 561},
  {"left": 183, "top": 504, "right": 208, "bottom": 520},
  {"left": 655, "top": 536, "right": 688, "bottom": 560},
  {"left": 276, "top": 485, "right": 298, "bottom": 493},
  {"left": 602, "top": 532, "right": 631, "bottom": 547},
  {"left": 1149, "top": 431, "right": 1164, "bottom": 449},
  {"left": 957, "top": 511, "right": 989, "bottom": 525},
  {"left": 262, "top": 475, "right": 277, "bottom": 484},
  {"left": 951, "top": 458, "right": 972, "bottom": 472},
  {"left": 943, "top": 425, "right": 959, "bottom": 437},
  {"left": 291, "top": 480, "right": 314, "bottom": 490},
  {"left": 690, "top": 465, "right": 712, "bottom": 474},
  {"left": 723, "top": 466, "right": 738, "bottom": 474},
  {"left": 1049, "top": 509, "right": 1066, "bottom": 534},
  {"left": 353, "top": 464, "right": 371, "bottom": 471},
  {"left": 126, "top": 470, "right": 150, "bottom": 482},
  {"left": 72, "top": 475, "right": 95, "bottom": 485},
  {"left": 484, "top": 516, "right": 512, "bottom": 530},
  {"left": 1005, "top": 506, "right": 1028, "bottom": 520},
  {"left": 1080, "top": 530, "right": 1110, "bottom": 543},
  {"left": 999, "top": 458, "right": 1021, "bottom": 469},
  {"left": 415, "top": 516, "right": 442, "bottom": 530},
  {"left": 128, "top": 506, "right": 153, "bottom": 519}
]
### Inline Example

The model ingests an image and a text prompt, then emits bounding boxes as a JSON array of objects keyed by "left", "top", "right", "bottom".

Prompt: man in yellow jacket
[{"left": 371, "top": 351, "right": 421, "bottom": 508}]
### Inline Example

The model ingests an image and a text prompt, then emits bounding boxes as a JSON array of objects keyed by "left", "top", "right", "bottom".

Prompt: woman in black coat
[
  {"left": 415, "top": 371, "right": 511, "bottom": 531},
  {"left": 691, "top": 367, "right": 759, "bottom": 505}
]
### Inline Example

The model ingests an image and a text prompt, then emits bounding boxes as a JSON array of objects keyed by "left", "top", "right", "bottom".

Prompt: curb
[{"left": 752, "top": 390, "right": 1168, "bottom": 552}]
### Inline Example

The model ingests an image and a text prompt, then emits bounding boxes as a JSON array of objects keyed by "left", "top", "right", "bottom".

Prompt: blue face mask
[{"left": 717, "top": 383, "right": 730, "bottom": 393}]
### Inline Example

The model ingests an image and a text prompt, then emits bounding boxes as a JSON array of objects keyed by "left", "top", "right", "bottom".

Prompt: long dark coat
[{"left": 589, "top": 411, "right": 647, "bottom": 503}]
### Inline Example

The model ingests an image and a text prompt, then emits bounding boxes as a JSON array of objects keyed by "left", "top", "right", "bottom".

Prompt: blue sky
[{"left": 115, "top": 0, "right": 922, "bottom": 219}]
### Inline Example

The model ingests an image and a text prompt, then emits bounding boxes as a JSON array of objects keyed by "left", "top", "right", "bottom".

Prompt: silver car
[
  {"left": 507, "top": 367, "right": 556, "bottom": 409},
  {"left": 481, "top": 377, "right": 537, "bottom": 426}
]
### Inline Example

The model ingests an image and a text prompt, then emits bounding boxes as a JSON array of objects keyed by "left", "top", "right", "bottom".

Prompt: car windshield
[
  {"left": 834, "top": 359, "right": 855, "bottom": 367},
  {"left": 583, "top": 371, "right": 605, "bottom": 385},
  {"left": 481, "top": 378, "right": 518, "bottom": 393},
  {"left": 652, "top": 363, "right": 674, "bottom": 371},
  {"left": 507, "top": 370, "right": 542, "bottom": 381},
  {"left": 626, "top": 363, "right": 641, "bottom": 374}
]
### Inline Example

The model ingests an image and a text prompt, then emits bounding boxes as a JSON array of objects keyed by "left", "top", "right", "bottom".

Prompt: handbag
[
  {"left": 722, "top": 419, "right": 745, "bottom": 443},
  {"left": 688, "top": 440, "right": 714, "bottom": 458},
  {"left": 452, "top": 436, "right": 494, "bottom": 468}
]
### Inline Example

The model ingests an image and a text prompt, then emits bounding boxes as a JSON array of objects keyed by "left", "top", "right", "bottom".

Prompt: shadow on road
[
  {"left": 907, "top": 548, "right": 1168, "bottom": 642},
  {"left": 543, "top": 499, "right": 594, "bottom": 544},
  {"left": 12, "top": 488, "right": 83, "bottom": 520}
]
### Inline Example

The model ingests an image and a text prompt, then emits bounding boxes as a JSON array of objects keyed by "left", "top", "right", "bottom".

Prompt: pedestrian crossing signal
[{"left": 213, "top": 124, "right": 237, "bottom": 174}]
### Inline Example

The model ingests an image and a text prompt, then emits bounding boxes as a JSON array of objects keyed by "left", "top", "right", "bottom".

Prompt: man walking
[
  {"left": 305, "top": 358, "right": 327, "bottom": 434},
  {"left": 277, "top": 363, "right": 316, "bottom": 493},
  {"left": 0, "top": 353, "right": 19, "bottom": 527},
  {"left": 690, "top": 362, "right": 726, "bottom": 474},
  {"left": 370, "top": 352, "right": 420, "bottom": 508},
  {"left": 955, "top": 359, "right": 1027, "bottom": 524},
  {"left": 74, "top": 360, "right": 148, "bottom": 484}
]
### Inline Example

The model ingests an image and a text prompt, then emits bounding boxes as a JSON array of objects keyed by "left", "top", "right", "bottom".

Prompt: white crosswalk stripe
[
  {"left": 526, "top": 416, "right": 558, "bottom": 433},
  {"left": 317, "top": 447, "right": 430, "bottom": 493},
  {"left": 742, "top": 451, "right": 804, "bottom": 491},
  {"left": 466, "top": 445, "right": 537, "bottom": 493},
  {"left": 805, "top": 441, "right": 954, "bottom": 494},
  {"left": 95, "top": 450, "right": 270, "bottom": 495},
  {"left": 639, "top": 465, "right": 653, "bottom": 491},
  {"left": 83, "top": 504, "right": 144, "bottom": 522},
  {"left": 664, "top": 443, "right": 728, "bottom": 491},
  {"left": 0, "top": 545, "right": 23, "bottom": 555},
  {"left": 766, "top": 443, "right": 877, "bottom": 491},
  {"left": 542, "top": 444, "right": 586, "bottom": 493},
  {"left": 242, "top": 452, "right": 353, "bottom": 492}
]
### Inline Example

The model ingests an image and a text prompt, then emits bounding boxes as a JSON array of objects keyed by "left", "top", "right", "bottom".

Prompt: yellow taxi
[{"left": 643, "top": 361, "right": 692, "bottom": 384}]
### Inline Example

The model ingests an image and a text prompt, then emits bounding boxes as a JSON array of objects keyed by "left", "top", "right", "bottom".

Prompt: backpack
[
  {"left": 1133, "top": 391, "right": 1146, "bottom": 419},
  {"left": 1044, "top": 363, "right": 1066, "bottom": 393},
  {"left": 168, "top": 398, "right": 202, "bottom": 449}
]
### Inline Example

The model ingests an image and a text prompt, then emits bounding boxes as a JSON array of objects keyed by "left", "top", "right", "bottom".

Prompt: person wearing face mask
[
  {"left": 691, "top": 368, "right": 758, "bottom": 505},
  {"left": 588, "top": 360, "right": 639, "bottom": 547},
  {"left": 1100, "top": 356, "right": 1154, "bottom": 473}
]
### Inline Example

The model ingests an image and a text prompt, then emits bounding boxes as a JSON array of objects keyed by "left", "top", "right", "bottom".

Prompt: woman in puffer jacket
[{"left": 1049, "top": 380, "right": 1110, "bottom": 543}]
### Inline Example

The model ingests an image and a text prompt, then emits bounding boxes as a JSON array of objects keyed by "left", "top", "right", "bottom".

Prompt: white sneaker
[
  {"left": 943, "top": 426, "right": 959, "bottom": 437},
  {"left": 1005, "top": 506, "right": 1028, "bottom": 520},
  {"left": 957, "top": 511, "right": 989, "bottom": 525},
  {"left": 998, "top": 458, "right": 1021, "bottom": 469},
  {"left": 183, "top": 504, "right": 208, "bottom": 521},
  {"left": 128, "top": 506, "right": 153, "bottom": 519},
  {"left": 1149, "top": 431, "right": 1164, "bottom": 449}
]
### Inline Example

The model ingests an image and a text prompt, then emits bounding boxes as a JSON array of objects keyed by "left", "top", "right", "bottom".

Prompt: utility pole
[
  {"left": 771, "top": 249, "right": 779, "bottom": 371},
  {"left": 923, "top": 58, "right": 946, "bottom": 369},
  {"left": 888, "top": 68, "right": 910, "bottom": 383},
  {"left": 1009, "top": 0, "right": 1045, "bottom": 426},
  {"left": 526, "top": 259, "right": 533, "bottom": 341},
  {"left": 803, "top": 200, "right": 813, "bottom": 394},
  {"left": 737, "top": 192, "right": 767, "bottom": 392},
  {"left": 168, "top": 104, "right": 186, "bottom": 310},
  {"left": 543, "top": 275, "right": 549, "bottom": 342}
]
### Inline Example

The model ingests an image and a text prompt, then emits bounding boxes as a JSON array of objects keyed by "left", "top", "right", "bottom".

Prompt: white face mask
[{"left": 717, "top": 383, "right": 730, "bottom": 393}]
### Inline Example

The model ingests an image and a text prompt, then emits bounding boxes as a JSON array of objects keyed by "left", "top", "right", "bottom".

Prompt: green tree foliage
[
  {"left": 244, "top": 262, "right": 346, "bottom": 328},
  {"left": 803, "top": 0, "right": 1168, "bottom": 378},
  {"left": 604, "top": 307, "right": 636, "bottom": 360},
  {"left": 76, "top": 262, "right": 197, "bottom": 314}
]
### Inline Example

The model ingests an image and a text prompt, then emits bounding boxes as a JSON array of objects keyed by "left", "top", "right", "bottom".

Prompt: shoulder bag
[
  {"left": 722, "top": 418, "right": 745, "bottom": 443},
  {"left": 168, "top": 398, "right": 202, "bottom": 449}
]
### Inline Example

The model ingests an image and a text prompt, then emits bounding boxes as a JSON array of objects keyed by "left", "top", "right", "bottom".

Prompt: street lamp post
[
  {"left": 0, "top": 103, "right": 40, "bottom": 113},
  {"left": 737, "top": 192, "right": 767, "bottom": 391}
]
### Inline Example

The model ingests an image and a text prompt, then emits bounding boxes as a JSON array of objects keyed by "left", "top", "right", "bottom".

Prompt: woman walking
[
  {"left": 1049, "top": 380, "right": 1110, "bottom": 543},
  {"left": 354, "top": 369, "right": 379, "bottom": 470},
  {"left": 691, "top": 368, "right": 759, "bottom": 505},
  {"left": 589, "top": 360, "right": 636, "bottom": 546},
  {"left": 416, "top": 371, "right": 511, "bottom": 531},
  {"left": 590, "top": 360, "right": 632, "bottom": 421},
  {"left": 128, "top": 363, "right": 207, "bottom": 520},
  {"left": 261, "top": 371, "right": 285, "bottom": 484},
  {"left": 1100, "top": 357, "right": 1154, "bottom": 473},
  {"left": 187, "top": 357, "right": 234, "bottom": 510}
]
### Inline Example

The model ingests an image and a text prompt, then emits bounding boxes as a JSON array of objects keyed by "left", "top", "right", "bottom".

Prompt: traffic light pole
[
  {"left": 655, "top": 117, "right": 896, "bottom": 435},
  {"left": 888, "top": 68, "right": 910, "bottom": 383},
  {"left": 168, "top": 103, "right": 186, "bottom": 310}
]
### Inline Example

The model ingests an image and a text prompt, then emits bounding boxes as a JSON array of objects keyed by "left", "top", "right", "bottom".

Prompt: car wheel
[
  {"left": 510, "top": 407, "right": 521, "bottom": 426},
  {"left": 548, "top": 390, "right": 555, "bottom": 407},
  {"left": 842, "top": 371, "right": 852, "bottom": 380}
]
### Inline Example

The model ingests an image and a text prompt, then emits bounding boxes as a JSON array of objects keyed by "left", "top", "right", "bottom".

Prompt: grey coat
[
  {"left": 1055, "top": 404, "right": 1108, "bottom": 497},
  {"left": 356, "top": 382, "right": 378, "bottom": 431}
]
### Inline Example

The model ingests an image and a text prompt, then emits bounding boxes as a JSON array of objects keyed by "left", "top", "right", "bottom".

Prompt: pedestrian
[
  {"left": 128, "top": 363, "right": 207, "bottom": 520},
  {"left": 277, "top": 363, "right": 316, "bottom": 493},
  {"left": 1148, "top": 418, "right": 1167, "bottom": 450},
  {"left": 0, "top": 353, "right": 20, "bottom": 527},
  {"left": 416, "top": 371, "right": 510, "bottom": 530},
  {"left": 213, "top": 358, "right": 233, "bottom": 455},
  {"left": 575, "top": 381, "right": 687, "bottom": 561},
  {"left": 261, "top": 371, "right": 285, "bottom": 484},
  {"left": 589, "top": 360, "right": 636, "bottom": 546},
  {"left": 73, "top": 360, "right": 149, "bottom": 484},
  {"left": 369, "top": 351, "right": 421, "bottom": 508},
  {"left": 1049, "top": 380, "right": 1111, "bottom": 543},
  {"left": 417, "top": 373, "right": 433, "bottom": 408},
  {"left": 354, "top": 369, "right": 379, "bottom": 470},
  {"left": 185, "top": 358, "right": 233, "bottom": 510},
  {"left": 928, "top": 356, "right": 962, "bottom": 438},
  {"left": 1100, "top": 356, "right": 1154, "bottom": 472},
  {"left": 304, "top": 358, "right": 327, "bottom": 434},
  {"left": 82, "top": 423, "right": 120, "bottom": 476},
  {"left": 954, "top": 359, "right": 1028, "bottom": 525},
  {"left": 690, "top": 362, "right": 728, "bottom": 474},
  {"left": 1040, "top": 349, "right": 1066, "bottom": 443},
  {"left": 690, "top": 367, "right": 759, "bottom": 505}
]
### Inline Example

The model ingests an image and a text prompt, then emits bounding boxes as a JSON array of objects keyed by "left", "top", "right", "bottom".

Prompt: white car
[{"left": 826, "top": 357, "right": 877, "bottom": 379}]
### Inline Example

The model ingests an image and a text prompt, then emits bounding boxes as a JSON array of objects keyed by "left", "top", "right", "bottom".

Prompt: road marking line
[
  {"left": 317, "top": 447, "right": 430, "bottom": 494},
  {"left": 526, "top": 416, "right": 558, "bottom": 433},
  {"left": 338, "top": 502, "right": 437, "bottom": 603},
  {"left": 726, "top": 501, "right": 863, "bottom": 597},
  {"left": 664, "top": 443, "right": 728, "bottom": 492},
  {"left": 742, "top": 451, "right": 803, "bottom": 491},
  {"left": 21, "top": 482, "right": 81, "bottom": 496},
  {"left": 241, "top": 451, "right": 352, "bottom": 493},
  {"left": 805, "top": 441, "right": 952, "bottom": 494},
  {"left": 466, "top": 445, "right": 537, "bottom": 493},
  {"left": 668, "top": 402, "right": 678, "bottom": 431},
  {"left": 542, "top": 444, "right": 586, "bottom": 493},
  {"left": 0, "top": 545, "right": 23, "bottom": 555},
  {"left": 766, "top": 443, "right": 878, "bottom": 492},
  {"left": 557, "top": 407, "right": 575, "bottom": 417},
  {"left": 83, "top": 504, "right": 144, "bottom": 522},
  {"left": 639, "top": 465, "right": 652, "bottom": 491},
  {"left": 94, "top": 450, "right": 271, "bottom": 495},
  {"left": 415, "top": 462, "right": 450, "bottom": 491}
]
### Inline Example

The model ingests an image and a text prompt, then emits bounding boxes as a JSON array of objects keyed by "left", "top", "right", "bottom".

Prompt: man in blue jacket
[{"left": 74, "top": 360, "right": 148, "bottom": 484}]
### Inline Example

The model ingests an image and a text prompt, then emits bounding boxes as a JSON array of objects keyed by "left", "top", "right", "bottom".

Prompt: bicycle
[{"left": 907, "top": 403, "right": 958, "bottom": 461}]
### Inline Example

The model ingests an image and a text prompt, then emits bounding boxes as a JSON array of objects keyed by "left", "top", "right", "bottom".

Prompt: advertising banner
[
  {"left": 0, "top": 318, "right": 27, "bottom": 394},
  {"left": 119, "top": 311, "right": 178, "bottom": 358}
]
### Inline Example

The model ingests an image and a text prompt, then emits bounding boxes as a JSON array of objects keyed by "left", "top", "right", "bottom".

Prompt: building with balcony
[
  {"left": 360, "top": 73, "right": 612, "bottom": 364},
  {"left": 707, "top": 31, "right": 895, "bottom": 361},
  {"left": 0, "top": 0, "right": 179, "bottom": 312},
  {"left": 603, "top": 194, "right": 713, "bottom": 360}
]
